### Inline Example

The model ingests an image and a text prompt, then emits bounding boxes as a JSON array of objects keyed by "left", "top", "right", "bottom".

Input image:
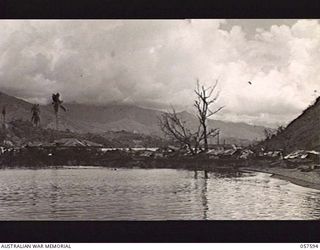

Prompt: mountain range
[{"left": 0, "top": 91, "right": 267, "bottom": 145}]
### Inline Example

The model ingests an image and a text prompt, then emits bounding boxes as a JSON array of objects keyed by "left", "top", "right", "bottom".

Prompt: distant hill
[
  {"left": 53, "top": 103, "right": 267, "bottom": 144},
  {"left": 176, "top": 111, "right": 267, "bottom": 144},
  {"left": 0, "top": 91, "right": 267, "bottom": 144},
  {"left": 0, "top": 119, "right": 167, "bottom": 148},
  {"left": 261, "top": 96, "right": 320, "bottom": 152},
  {"left": 57, "top": 103, "right": 164, "bottom": 134}
]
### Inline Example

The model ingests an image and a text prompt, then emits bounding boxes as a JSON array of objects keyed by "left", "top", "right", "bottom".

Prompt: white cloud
[{"left": 0, "top": 19, "right": 319, "bottom": 127}]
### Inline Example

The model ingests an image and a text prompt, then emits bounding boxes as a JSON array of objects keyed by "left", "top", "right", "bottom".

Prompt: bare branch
[
  {"left": 193, "top": 79, "right": 224, "bottom": 151},
  {"left": 159, "top": 108, "right": 202, "bottom": 154},
  {"left": 207, "top": 106, "right": 224, "bottom": 117},
  {"left": 159, "top": 78, "right": 224, "bottom": 154}
]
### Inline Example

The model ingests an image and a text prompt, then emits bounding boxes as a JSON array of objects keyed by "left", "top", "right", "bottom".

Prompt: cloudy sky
[{"left": 0, "top": 19, "right": 319, "bottom": 127}]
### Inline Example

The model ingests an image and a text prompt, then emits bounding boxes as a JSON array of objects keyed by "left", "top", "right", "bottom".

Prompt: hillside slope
[{"left": 262, "top": 96, "right": 320, "bottom": 152}]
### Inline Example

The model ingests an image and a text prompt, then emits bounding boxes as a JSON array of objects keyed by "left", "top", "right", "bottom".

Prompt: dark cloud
[{"left": 0, "top": 20, "right": 319, "bottom": 126}]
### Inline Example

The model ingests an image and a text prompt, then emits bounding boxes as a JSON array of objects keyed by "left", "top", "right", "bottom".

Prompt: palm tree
[
  {"left": 1, "top": 105, "right": 6, "bottom": 128},
  {"left": 31, "top": 104, "right": 41, "bottom": 127},
  {"left": 52, "top": 93, "right": 67, "bottom": 130}
]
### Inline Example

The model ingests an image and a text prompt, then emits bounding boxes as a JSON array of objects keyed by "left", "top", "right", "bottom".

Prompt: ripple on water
[{"left": 0, "top": 168, "right": 320, "bottom": 220}]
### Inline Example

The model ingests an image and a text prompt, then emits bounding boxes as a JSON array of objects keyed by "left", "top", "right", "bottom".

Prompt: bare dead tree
[
  {"left": 159, "top": 79, "right": 224, "bottom": 154},
  {"left": 159, "top": 107, "right": 202, "bottom": 155},
  {"left": 194, "top": 79, "right": 224, "bottom": 151}
]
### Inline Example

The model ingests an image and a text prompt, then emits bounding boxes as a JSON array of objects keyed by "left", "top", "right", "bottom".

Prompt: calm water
[{"left": 0, "top": 167, "right": 320, "bottom": 220}]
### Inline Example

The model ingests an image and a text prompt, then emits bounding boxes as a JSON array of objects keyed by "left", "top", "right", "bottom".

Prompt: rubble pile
[{"left": 0, "top": 137, "right": 319, "bottom": 170}]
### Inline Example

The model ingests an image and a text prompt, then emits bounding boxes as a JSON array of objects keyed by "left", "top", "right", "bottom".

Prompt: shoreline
[
  {"left": 2, "top": 163, "right": 320, "bottom": 192},
  {"left": 240, "top": 167, "right": 320, "bottom": 191},
  {"left": 1, "top": 148, "right": 319, "bottom": 191}
]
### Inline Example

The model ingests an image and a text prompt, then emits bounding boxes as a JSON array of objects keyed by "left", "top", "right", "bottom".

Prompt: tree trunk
[
  {"left": 194, "top": 170, "right": 198, "bottom": 179},
  {"left": 204, "top": 170, "right": 208, "bottom": 179},
  {"left": 55, "top": 113, "right": 58, "bottom": 130},
  {"left": 203, "top": 122, "right": 208, "bottom": 151},
  {"left": 2, "top": 114, "right": 5, "bottom": 129}
]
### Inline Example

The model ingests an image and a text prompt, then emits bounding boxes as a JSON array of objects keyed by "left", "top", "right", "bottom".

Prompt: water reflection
[
  {"left": 0, "top": 168, "right": 319, "bottom": 220},
  {"left": 30, "top": 171, "right": 37, "bottom": 207},
  {"left": 200, "top": 171, "right": 208, "bottom": 220},
  {"left": 49, "top": 170, "right": 59, "bottom": 216},
  {"left": 209, "top": 168, "right": 247, "bottom": 178}
]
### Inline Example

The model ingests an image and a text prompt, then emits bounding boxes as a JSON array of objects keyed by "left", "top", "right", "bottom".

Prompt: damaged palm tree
[
  {"left": 194, "top": 79, "right": 224, "bottom": 151},
  {"left": 52, "top": 93, "right": 67, "bottom": 130},
  {"left": 31, "top": 104, "right": 41, "bottom": 127}
]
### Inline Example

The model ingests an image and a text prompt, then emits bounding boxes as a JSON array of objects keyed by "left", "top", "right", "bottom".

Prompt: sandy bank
[{"left": 241, "top": 167, "right": 320, "bottom": 191}]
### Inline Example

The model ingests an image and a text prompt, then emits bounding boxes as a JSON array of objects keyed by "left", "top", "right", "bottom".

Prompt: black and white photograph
[{"left": 0, "top": 19, "right": 319, "bottom": 221}]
